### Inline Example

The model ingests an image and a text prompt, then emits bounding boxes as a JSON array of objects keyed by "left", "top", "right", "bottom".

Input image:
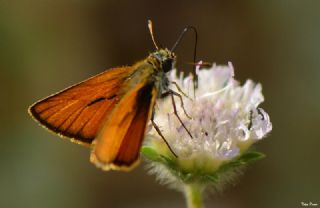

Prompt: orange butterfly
[{"left": 29, "top": 21, "right": 196, "bottom": 171}]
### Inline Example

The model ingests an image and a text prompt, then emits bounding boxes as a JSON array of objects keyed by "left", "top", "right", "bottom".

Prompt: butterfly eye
[{"left": 162, "top": 58, "right": 173, "bottom": 72}]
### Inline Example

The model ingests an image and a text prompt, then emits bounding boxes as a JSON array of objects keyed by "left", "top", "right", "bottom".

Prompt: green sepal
[
  {"left": 218, "top": 151, "right": 265, "bottom": 173},
  {"left": 143, "top": 146, "right": 265, "bottom": 186},
  {"left": 141, "top": 146, "right": 162, "bottom": 162},
  {"left": 177, "top": 151, "right": 264, "bottom": 184},
  {"left": 238, "top": 151, "right": 265, "bottom": 164},
  {"left": 205, "top": 174, "right": 220, "bottom": 183}
]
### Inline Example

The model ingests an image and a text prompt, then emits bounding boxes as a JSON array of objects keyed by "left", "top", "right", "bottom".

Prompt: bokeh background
[{"left": 1, "top": 1, "right": 319, "bottom": 207}]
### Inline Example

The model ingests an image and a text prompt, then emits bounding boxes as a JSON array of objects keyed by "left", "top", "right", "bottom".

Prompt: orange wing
[
  {"left": 90, "top": 82, "right": 157, "bottom": 171},
  {"left": 28, "top": 67, "right": 135, "bottom": 146}
]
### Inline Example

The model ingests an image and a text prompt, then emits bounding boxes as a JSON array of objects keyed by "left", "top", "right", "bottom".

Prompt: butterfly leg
[
  {"left": 169, "top": 90, "right": 192, "bottom": 120},
  {"left": 151, "top": 113, "right": 178, "bottom": 158},
  {"left": 171, "top": 81, "right": 192, "bottom": 100},
  {"left": 168, "top": 90, "right": 193, "bottom": 139},
  {"left": 161, "top": 90, "right": 192, "bottom": 120}
]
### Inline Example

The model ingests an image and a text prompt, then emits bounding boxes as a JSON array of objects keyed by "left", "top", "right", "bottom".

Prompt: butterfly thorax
[{"left": 122, "top": 48, "right": 176, "bottom": 97}]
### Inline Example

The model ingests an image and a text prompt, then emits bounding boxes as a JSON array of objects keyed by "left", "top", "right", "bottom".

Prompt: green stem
[{"left": 184, "top": 183, "right": 204, "bottom": 208}]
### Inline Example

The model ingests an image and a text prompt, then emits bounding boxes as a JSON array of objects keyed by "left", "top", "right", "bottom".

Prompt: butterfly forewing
[{"left": 29, "top": 66, "right": 136, "bottom": 145}]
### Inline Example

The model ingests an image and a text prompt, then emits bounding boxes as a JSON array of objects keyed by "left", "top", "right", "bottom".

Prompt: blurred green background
[{"left": 1, "top": 1, "right": 319, "bottom": 207}]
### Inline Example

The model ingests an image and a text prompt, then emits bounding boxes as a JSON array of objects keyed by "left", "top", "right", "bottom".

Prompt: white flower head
[{"left": 143, "top": 62, "right": 272, "bottom": 187}]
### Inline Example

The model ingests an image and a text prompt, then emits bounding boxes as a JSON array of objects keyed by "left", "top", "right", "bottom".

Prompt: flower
[{"left": 142, "top": 62, "right": 272, "bottom": 197}]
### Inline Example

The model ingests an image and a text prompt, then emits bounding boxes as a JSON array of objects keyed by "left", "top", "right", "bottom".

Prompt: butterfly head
[{"left": 151, "top": 48, "right": 176, "bottom": 72}]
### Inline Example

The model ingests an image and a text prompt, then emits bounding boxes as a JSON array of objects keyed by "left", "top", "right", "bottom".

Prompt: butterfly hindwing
[{"left": 91, "top": 81, "right": 157, "bottom": 171}]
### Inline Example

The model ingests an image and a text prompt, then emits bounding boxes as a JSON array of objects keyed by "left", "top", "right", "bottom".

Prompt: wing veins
[
  {"left": 62, "top": 107, "right": 87, "bottom": 133},
  {"left": 43, "top": 100, "right": 79, "bottom": 121},
  {"left": 55, "top": 104, "right": 84, "bottom": 130},
  {"left": 74, "top": 102, "right": 107, "bottom": 137}
]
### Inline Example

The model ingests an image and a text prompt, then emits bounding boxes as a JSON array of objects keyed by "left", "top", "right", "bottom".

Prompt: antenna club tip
[{"left": 147, "top": 20, "right": 159, "bottom": 50}]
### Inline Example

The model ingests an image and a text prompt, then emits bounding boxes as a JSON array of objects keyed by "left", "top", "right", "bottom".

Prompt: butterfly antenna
[
  {"left": 148, "top": 20, "right": 159, "bottom": 50},
  {"left": 171, "top": 26, "right": 198, "bottom": 97}
]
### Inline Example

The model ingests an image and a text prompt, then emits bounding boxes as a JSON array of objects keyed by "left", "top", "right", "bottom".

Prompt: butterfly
[{"left": 29, "top": 20, "right": 197, "bottom": 171}]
